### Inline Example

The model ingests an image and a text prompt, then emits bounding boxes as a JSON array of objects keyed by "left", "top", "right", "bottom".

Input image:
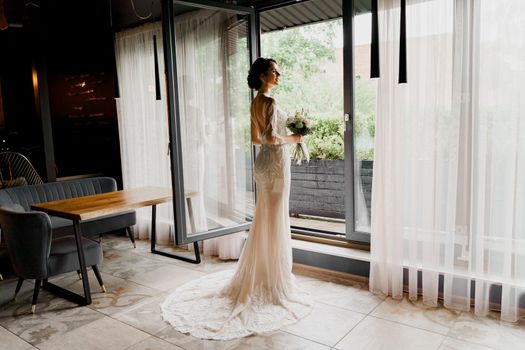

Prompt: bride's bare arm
[
  {"left": 284, "top": 134, "right": 304, "bottom": 143},
  {"left": 251, "top": 117, "right": 262, "bottom": 145},
  {"left": 267, "top": 133, "right": 303, "bottom": 145}
]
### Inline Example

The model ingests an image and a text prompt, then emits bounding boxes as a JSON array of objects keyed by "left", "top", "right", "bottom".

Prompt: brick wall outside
[{"left": 290, "top": 159, "right": 373, "bottom": 219}]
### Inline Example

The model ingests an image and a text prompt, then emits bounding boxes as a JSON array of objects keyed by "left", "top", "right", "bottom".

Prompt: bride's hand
[{"left": 294, "top": 134, "right": 304, "bottom": 143}]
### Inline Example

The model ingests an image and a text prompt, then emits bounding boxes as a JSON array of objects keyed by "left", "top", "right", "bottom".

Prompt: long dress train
[{"left": 160, "top": 97, "right": 312, "bottom": 340}]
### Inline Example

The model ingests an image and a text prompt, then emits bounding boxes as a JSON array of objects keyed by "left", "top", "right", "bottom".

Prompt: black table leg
[
  {"left": 73, "top": 219, "right": 91, "bottom": 304},
  {"left": 42, "top": 219, "right": 92, "bottom": 305},
  {"left": 150, "top": 204, "right": 156, "bottom": 252},
  {"left": 150, "top": 204, "right": 201, "bottom": 264}
]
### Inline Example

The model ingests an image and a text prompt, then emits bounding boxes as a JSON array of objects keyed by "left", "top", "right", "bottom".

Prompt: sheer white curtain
[
  {"left": 115, "top": 22, "right": 173, "bottom": 243},
  {"left": 115, "top": 14, "right": 246, "bottom": 259},
  {"left": 174, "top": 10, "right": 245, "bottom": 259},
  {"left": 370, "top": 0, "right": 525, "bottom": 321}
]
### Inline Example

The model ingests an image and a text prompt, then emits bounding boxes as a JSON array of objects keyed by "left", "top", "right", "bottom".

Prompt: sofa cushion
[
  {"left": 47, "top": 236, "right": 103, "bottom": 276},
  {"left": 52, "top": 210, "right": 136, "bottom": 237},
  {"left": 0, "top": 177, "right": 117, "bottom": 211},
  {"left": 0, "top": 177, "right": 136, "bottom": 239},
  {"left": 0, "top": 177, "right": 28, "bottom": 189},
  {"left": 50, "top": 216, "right": 71, "bottom": 230}
]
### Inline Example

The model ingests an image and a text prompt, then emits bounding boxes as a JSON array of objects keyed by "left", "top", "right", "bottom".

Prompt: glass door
[
  {"left": 162, "top": 0, "right": 257, "bottom": 245},
  {"left": 259, "top": 0, "right": 346, "bottom": 238},
  {"left": 344, "top": 0, "right": 376, "bottom": 244},
  {"left": 257, "top": 0, "right": 375, "bottom": 245}
]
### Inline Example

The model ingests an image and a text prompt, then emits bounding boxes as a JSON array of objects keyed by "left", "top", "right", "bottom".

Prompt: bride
[{"left": 161, "top": 57, "right": 312, "bottom": 340}]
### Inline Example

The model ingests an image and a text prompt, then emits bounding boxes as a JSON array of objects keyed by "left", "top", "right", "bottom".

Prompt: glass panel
[
  {"left": 261, "top": 0, "right": 345, "bottom": 236},
  {"left": 174, "top": 9, "right": 254, "bottom": 236},
  {"left": 353, "top": 10, "right": 376, "bottom": 234}
]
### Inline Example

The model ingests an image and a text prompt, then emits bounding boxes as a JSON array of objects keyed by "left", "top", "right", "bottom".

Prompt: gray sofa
[{"left": 0, "top": 176, "right": 136, "bottom": 240}]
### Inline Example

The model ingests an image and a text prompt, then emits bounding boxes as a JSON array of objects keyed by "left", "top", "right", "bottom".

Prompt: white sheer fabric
[
  {"left": 115, "top": 13, "right": 248, "bottom": 258},
  {"left": 173, "top": 10, "right": 245, "bottom": 260},
  {"left": 115, "top": 23, "right": 173, "bottom": 242},
  {"left": 161, "top": 98, "right": 312, "bottom": 340},
  {"left": 370, "top": 0, "right": 525, "bottom": 321}
]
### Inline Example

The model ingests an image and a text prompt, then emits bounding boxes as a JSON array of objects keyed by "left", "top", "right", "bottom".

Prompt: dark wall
[
  {"left": 0, "top": 0, "right": 122, "bottom": 185},
  {"left": 46, "top": 0, "right": 122, "bottom": 183},
  {"left": 0, "top": 26, "right": 45, "bottom": 174}
]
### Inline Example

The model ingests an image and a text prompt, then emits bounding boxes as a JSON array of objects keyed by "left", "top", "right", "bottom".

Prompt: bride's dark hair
[{"left": 247, "top": 57, "right": 277, "bottom": 90}]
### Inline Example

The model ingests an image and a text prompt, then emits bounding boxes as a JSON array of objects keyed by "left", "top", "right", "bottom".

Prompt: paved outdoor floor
[{"left": 290, "top": 216, "right": 345, "bottom": 234}]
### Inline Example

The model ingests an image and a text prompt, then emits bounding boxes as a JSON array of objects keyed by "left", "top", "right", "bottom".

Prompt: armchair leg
[
  {"left": 91, "top": 265, "right": 106, "bottom": 293},
  {"left": 126, "top": 227, "right": 136, "bottom": 248},
  {"left": 31, "top": 279, "right": 41, "bottom": 314},
  {"left": 13, "top": 277, "right": 24, "bottom": 300}
]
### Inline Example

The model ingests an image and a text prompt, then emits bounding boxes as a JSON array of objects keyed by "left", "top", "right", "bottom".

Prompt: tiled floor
[{"left": 1, "top": 234, "right": 524, "bottom": 350}]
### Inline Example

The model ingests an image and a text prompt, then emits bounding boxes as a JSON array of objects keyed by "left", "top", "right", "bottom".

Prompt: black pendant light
[
  {"left": 153, "top": 34, "right": 161, "bottom": 100},
  {"left": 109, "top": 0, "right": 120, "bottom": 98},
  {"left": 398, "top": 0, "right": 407, "bottom": 84},
  {"left": 370, "top": 0, "right": 380, "bottom": 78}
]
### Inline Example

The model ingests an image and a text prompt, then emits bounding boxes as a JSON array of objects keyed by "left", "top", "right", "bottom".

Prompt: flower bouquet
[{"left": 286, "top": 111, "right": 313, "bottom": 165}]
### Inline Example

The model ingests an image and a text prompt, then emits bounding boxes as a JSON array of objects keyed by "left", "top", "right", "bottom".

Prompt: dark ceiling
[
  {"left": 111, "top": 0, "right": 372, "bottom": 31},
  {"left": 110, "top": 0, "right": 255, "bottom": 29},
  {"left": 1, "top": 0, "right": 372, "bottom": 32}
]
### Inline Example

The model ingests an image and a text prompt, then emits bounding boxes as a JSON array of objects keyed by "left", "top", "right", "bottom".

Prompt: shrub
[
  {"left": 306, "top": 118, "right": 344, "bottom": 160},
  {"left": 243, "top": 116, "right": 374, "bottom": 161},
  {"left": 357, "top": 148, "right": 374, "bottom": 161},
  {"left": 304, "top": 117, "right": 375, "bottom": 161}
]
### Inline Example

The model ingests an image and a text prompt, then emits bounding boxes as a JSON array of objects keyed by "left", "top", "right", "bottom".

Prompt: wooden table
[{"left": 31, "top": 187, "right": 201, "bottom": 306}]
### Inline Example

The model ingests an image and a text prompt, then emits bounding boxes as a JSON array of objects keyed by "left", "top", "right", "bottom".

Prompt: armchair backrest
[
  {"left": 0, "top": 207, "right": 52, "bottom": 279},
  {"left": 0, "top": 151, "right": 44, "bottom": 187}
]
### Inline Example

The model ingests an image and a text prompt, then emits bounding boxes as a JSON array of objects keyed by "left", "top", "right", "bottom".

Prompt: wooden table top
[{"left": 31, "top": 187, "right": 173, "bottom": 221}]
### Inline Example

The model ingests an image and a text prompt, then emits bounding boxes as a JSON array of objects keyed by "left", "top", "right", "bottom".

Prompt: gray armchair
[
  {"left": 0, "top": 207, "right": 105, "bottom": 313},
  {"left": 0, "top": 247, "right": 9, "bottom": 280}
]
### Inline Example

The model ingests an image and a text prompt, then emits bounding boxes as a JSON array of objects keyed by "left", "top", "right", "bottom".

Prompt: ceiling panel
[
  {"left": 259, "top": 0, "right": 371, "bottom": 33},
  {"left": 111, "top": 0, "right": 372, "bottom": 31}
]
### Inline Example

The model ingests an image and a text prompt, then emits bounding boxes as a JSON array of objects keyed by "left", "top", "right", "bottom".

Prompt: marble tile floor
[{"left": 1, "top": 234, "right": 524, "bottom": 350}]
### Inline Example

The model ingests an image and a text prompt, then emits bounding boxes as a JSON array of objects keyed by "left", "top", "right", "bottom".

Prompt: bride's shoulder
[
  {"left": 252, "top": 96, "right": 277, "bottom": 117},
  {"left": 253, "top": 94, "right": 276, "bottom": 105}
]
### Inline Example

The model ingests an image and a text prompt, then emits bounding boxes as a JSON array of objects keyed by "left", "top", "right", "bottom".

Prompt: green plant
[
  {"left": 257, "top": 19, "right": 377, "bottom": 162},
  {"left": 262, "top": 20, "right": 342, "bottom": 118},
  {"left": 303, "top": 117, "right": 375, "bottom": 161},
  {"left": 357, "top": 148, "right": 374, "bottom": 160},
  {"left": 306, "top": 118, "right": 344, "bottom": 160}
]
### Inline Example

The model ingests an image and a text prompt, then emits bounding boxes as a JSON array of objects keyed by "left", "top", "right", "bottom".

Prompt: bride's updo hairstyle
[{"left": 247, "top": 57, "right": 277, "bottom": 90}]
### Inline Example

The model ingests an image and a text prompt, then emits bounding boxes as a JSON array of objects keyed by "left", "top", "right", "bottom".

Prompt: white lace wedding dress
[{"left": 161, "top": 96, "right": 313, "bottom": 340}]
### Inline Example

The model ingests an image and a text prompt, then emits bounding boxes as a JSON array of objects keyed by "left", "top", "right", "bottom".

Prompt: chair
[
  {"left": 0, "top": 207, "right": 105, "bottom": 313},
  {"left": 0, "top": 247, "right": 9, "bottom": 280},
  {"left": 0, "top": 177, "right": 137, "bottom": 248},
  {"left": 0, "top": 151, "right": 43, "bottom": 188}
]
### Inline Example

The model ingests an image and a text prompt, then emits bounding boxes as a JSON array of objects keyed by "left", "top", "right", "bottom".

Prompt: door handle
[{"left": 343, "top": 113, "right": 350, "bottom": 131}]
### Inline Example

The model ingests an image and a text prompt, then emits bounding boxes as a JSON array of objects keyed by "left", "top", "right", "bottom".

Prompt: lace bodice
[
  {"left": 252, "top": 98, "right": 290, "bottom": 191},
  {"left": 261, "top": 105, "right": 288, "bottom": 144},
  {"left": 251, "top": 96, "right": 288, "bottom": 146}
]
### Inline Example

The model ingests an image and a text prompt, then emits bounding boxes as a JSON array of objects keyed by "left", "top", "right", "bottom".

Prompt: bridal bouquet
[{"left": 286, "top": 111, "right": 313, "bottom": 165}]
